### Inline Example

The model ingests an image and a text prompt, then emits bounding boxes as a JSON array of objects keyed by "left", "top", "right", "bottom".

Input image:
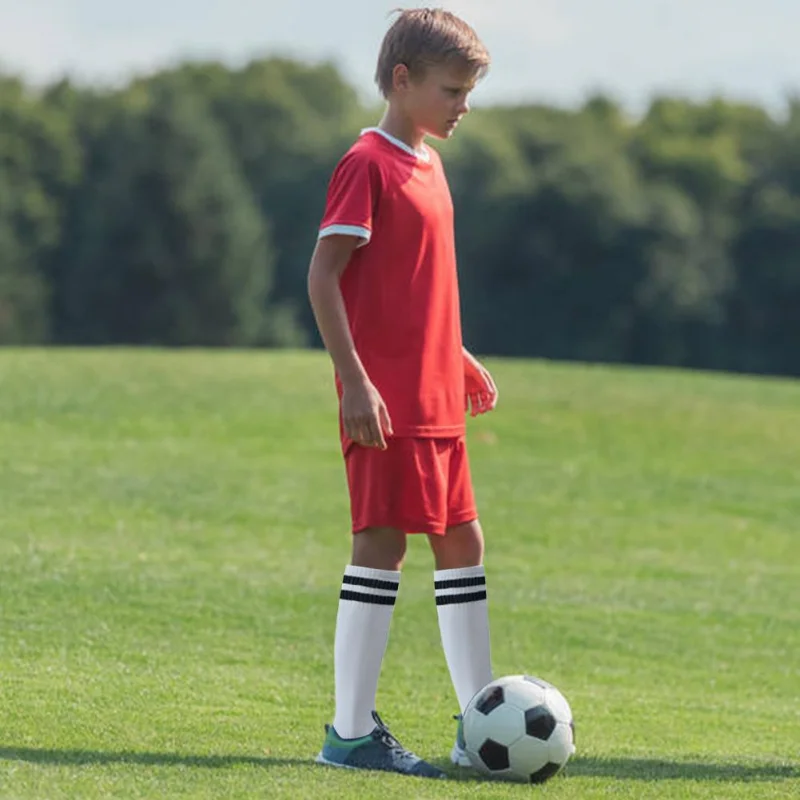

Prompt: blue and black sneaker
[
  {"left": 315, "top": 711, "right": 445, "bottom": 779},
  {"left": 450, "top": 714, "right": 472, "bottom": 767}
]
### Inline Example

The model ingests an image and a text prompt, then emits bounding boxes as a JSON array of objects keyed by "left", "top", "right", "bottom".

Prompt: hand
[
  {"left": 463, "top": 349, "right": 498, "bottom": 417},
  {"left": 341, "top": 378, "right": 394, "bottom": 449}
]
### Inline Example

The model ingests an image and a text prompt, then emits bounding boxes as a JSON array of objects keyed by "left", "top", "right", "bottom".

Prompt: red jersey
[{"left": 319, "top": 128, "right": 465, "bottom": 439}]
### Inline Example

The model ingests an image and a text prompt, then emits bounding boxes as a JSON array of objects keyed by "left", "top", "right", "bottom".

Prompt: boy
[{"left": 307, "top": 8, "right": 497, "bottom": 779}]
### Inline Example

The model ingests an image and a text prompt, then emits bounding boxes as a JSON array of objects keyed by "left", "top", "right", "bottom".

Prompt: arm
[
  {"left": 463, "top": 346, "right": 499, "bottom": 416},
  {"left": 308, "top": 236, "right": 393, "bottom": 448},
  {"left": 308, "top": 235, "right": 367, "bottom": 387}
]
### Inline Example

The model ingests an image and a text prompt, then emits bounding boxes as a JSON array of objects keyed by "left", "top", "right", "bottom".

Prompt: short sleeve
[{"left": 319, "top": 150, "right": 381, "bottom": 247}]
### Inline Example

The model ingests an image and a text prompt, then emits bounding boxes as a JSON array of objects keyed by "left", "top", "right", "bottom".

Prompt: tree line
[{"left": 2, "top": 58, "right": 799, "bottom": 376}]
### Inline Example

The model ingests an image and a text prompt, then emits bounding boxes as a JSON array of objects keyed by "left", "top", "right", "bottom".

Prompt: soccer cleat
[
  {"left": 315, "top": 711, "right": 446, "bottom": 779},
  {"left": 450, "top": 714, "right": 472, "bottom": 767}
]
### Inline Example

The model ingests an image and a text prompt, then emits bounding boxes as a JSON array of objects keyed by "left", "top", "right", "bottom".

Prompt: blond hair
[{"left": 375, "top": 8, "right": 490, "bottom": 98}]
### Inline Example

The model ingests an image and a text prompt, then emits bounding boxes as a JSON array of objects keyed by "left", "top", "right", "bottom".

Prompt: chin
[{"left": 427, "top": 126, "right": 454, "bottom": 140}]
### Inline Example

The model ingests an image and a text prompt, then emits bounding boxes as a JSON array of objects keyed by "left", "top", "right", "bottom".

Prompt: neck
[{"left": 378, "top": 106, "right": 426, "bottom": 153}]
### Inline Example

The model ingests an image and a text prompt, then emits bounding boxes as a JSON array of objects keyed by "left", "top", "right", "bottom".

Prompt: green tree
[
  {"left": 0, "top": 75, "right": 80, "bottom": 342},
  {"left": 5, "top": 57, "right": 800, "bottom": 375},
  {"left": 0, "top": 167, "right": 50, "bottom": 343},
  {"left": 726, "top": 100, "right": 800, "bottom": 375},
  {"left": 58, "top": 83, "right": 279, "bottom": 346},
  {"left": 145, "top": 58, "right": 366, "bottom": 340},
  {"left": 447, "top": 107, "right": 652, "bottom": 361}
]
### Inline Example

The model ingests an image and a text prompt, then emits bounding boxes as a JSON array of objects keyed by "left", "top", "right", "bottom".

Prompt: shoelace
[{"left": 371, "top": 713, "right": 419, "bottom": 763}]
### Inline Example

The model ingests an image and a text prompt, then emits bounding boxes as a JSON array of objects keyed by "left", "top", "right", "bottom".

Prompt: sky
[{"left": 2, "top": 0, "right": 800, "bottom": 112}]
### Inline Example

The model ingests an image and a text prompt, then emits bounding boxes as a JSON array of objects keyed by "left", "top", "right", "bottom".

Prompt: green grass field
[{"left": 0, "top": 349, "right": 798, "bottom": 799}]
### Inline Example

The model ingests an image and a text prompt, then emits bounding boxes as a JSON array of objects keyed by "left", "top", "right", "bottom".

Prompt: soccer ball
[{"left": 462, "top": 674, "right": 575, "bottom": 784}]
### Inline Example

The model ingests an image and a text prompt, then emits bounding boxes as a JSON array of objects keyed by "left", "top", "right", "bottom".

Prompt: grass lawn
[{"left": 0, "top": 349, "right": 797, "bottom": 799}]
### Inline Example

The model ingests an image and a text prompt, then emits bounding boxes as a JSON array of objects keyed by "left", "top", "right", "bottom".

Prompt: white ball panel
[
  {"left": 464, "top": 703, "right": 525, "bottom": 752},
  {"left": 507, "top": 735, "right": 550, "bottom": 776},
  {"left": 503, "top": 679, "right": 546, "bottom": 711},
  {"left": 547, "top": 721, "right": 576, "bottom": 764},
  {"left": 544, "top": 685, "right": 573, "bottom": 724}
]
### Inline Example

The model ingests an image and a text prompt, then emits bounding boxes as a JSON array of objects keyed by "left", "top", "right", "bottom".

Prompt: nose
[{"left": 458, "top": 98, "right": 470, "bottom": 115}]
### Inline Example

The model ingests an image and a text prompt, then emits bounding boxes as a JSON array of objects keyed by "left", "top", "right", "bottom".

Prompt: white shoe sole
[
  {"left": 317, "top": 751, "right": 447, "bottom": 779},
  {"left": 315, "top": 752, "right": 357, "bottom": 769}
]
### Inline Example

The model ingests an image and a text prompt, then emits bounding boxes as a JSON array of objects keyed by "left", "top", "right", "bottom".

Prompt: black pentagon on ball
[
  {"left": 476, "top": 686, "right": 505, "bottom": 715},
  {"left": 530, "top": 761, "right": 563, "bottom": 784},
  {"left": 478, "top": 739, "right": 510, "bottom": 771},
  {"left": 525, "top": 705, "right": 557, "bottom": 740}
]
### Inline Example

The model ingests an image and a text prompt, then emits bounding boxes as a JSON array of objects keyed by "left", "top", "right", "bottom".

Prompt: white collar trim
[{"left": 361, "top": 127, "right": 431, "bottom": 162}]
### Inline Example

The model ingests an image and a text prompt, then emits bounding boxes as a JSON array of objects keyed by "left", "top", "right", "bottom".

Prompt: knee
[
  {"left": 430, "top": 519, "right": 484, "bottom": 570},
  {"left": 351, "top": 527, "right": 407, "bottom": 571}
]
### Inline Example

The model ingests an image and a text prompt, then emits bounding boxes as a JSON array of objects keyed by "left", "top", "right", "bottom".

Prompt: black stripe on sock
[
  {"left": 434, "top": 576, "right": 486, "bottom": 591},
  {"left": 343, "top": 575, "right": 400, "bottom": 592},
  {"left": 435, "top": 590, "right": 487, "bottom": 606},
  {"left": 340, "top": 590, "right": 397, "bottom": 605}
]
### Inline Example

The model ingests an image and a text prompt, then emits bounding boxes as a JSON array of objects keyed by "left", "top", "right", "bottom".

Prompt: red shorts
[{"left": 344, "top": 436, "right": 477, "bottom": 536}]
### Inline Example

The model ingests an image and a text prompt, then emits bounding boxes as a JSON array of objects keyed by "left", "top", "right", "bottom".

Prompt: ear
[{"left": 391, "top": 63, "right": 411, "bottom": 93}]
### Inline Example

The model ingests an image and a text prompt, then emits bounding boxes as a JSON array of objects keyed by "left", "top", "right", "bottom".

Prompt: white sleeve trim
[{"left": 319, "top": 224, "right": 371, "bottom": 247}]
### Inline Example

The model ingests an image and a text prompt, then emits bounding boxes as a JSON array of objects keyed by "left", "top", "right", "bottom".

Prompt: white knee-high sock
[
  {"left": 435, "top": 565, "right": 493, "bottom": 714},
  {"left": 332, "top": 565, "right": 400, "bottom": 739}
]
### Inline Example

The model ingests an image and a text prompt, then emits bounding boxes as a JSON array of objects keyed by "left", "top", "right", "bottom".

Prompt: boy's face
[{"left": 401, "top": 62, "right": 476, "bottom": 140}]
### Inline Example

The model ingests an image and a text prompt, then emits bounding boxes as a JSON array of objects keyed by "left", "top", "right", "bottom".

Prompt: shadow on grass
[
  {"left": 566, "top": 757, "right": 797, "bottom": 783},
  {"left": 0, "top": 747, "right": 307, "bottom": 770},
  {"left": 434, "top": 756, "right": 798, "bottom": 784},
  {"left": 3, "top": 748, "right": 796, "bottom": 784}
]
